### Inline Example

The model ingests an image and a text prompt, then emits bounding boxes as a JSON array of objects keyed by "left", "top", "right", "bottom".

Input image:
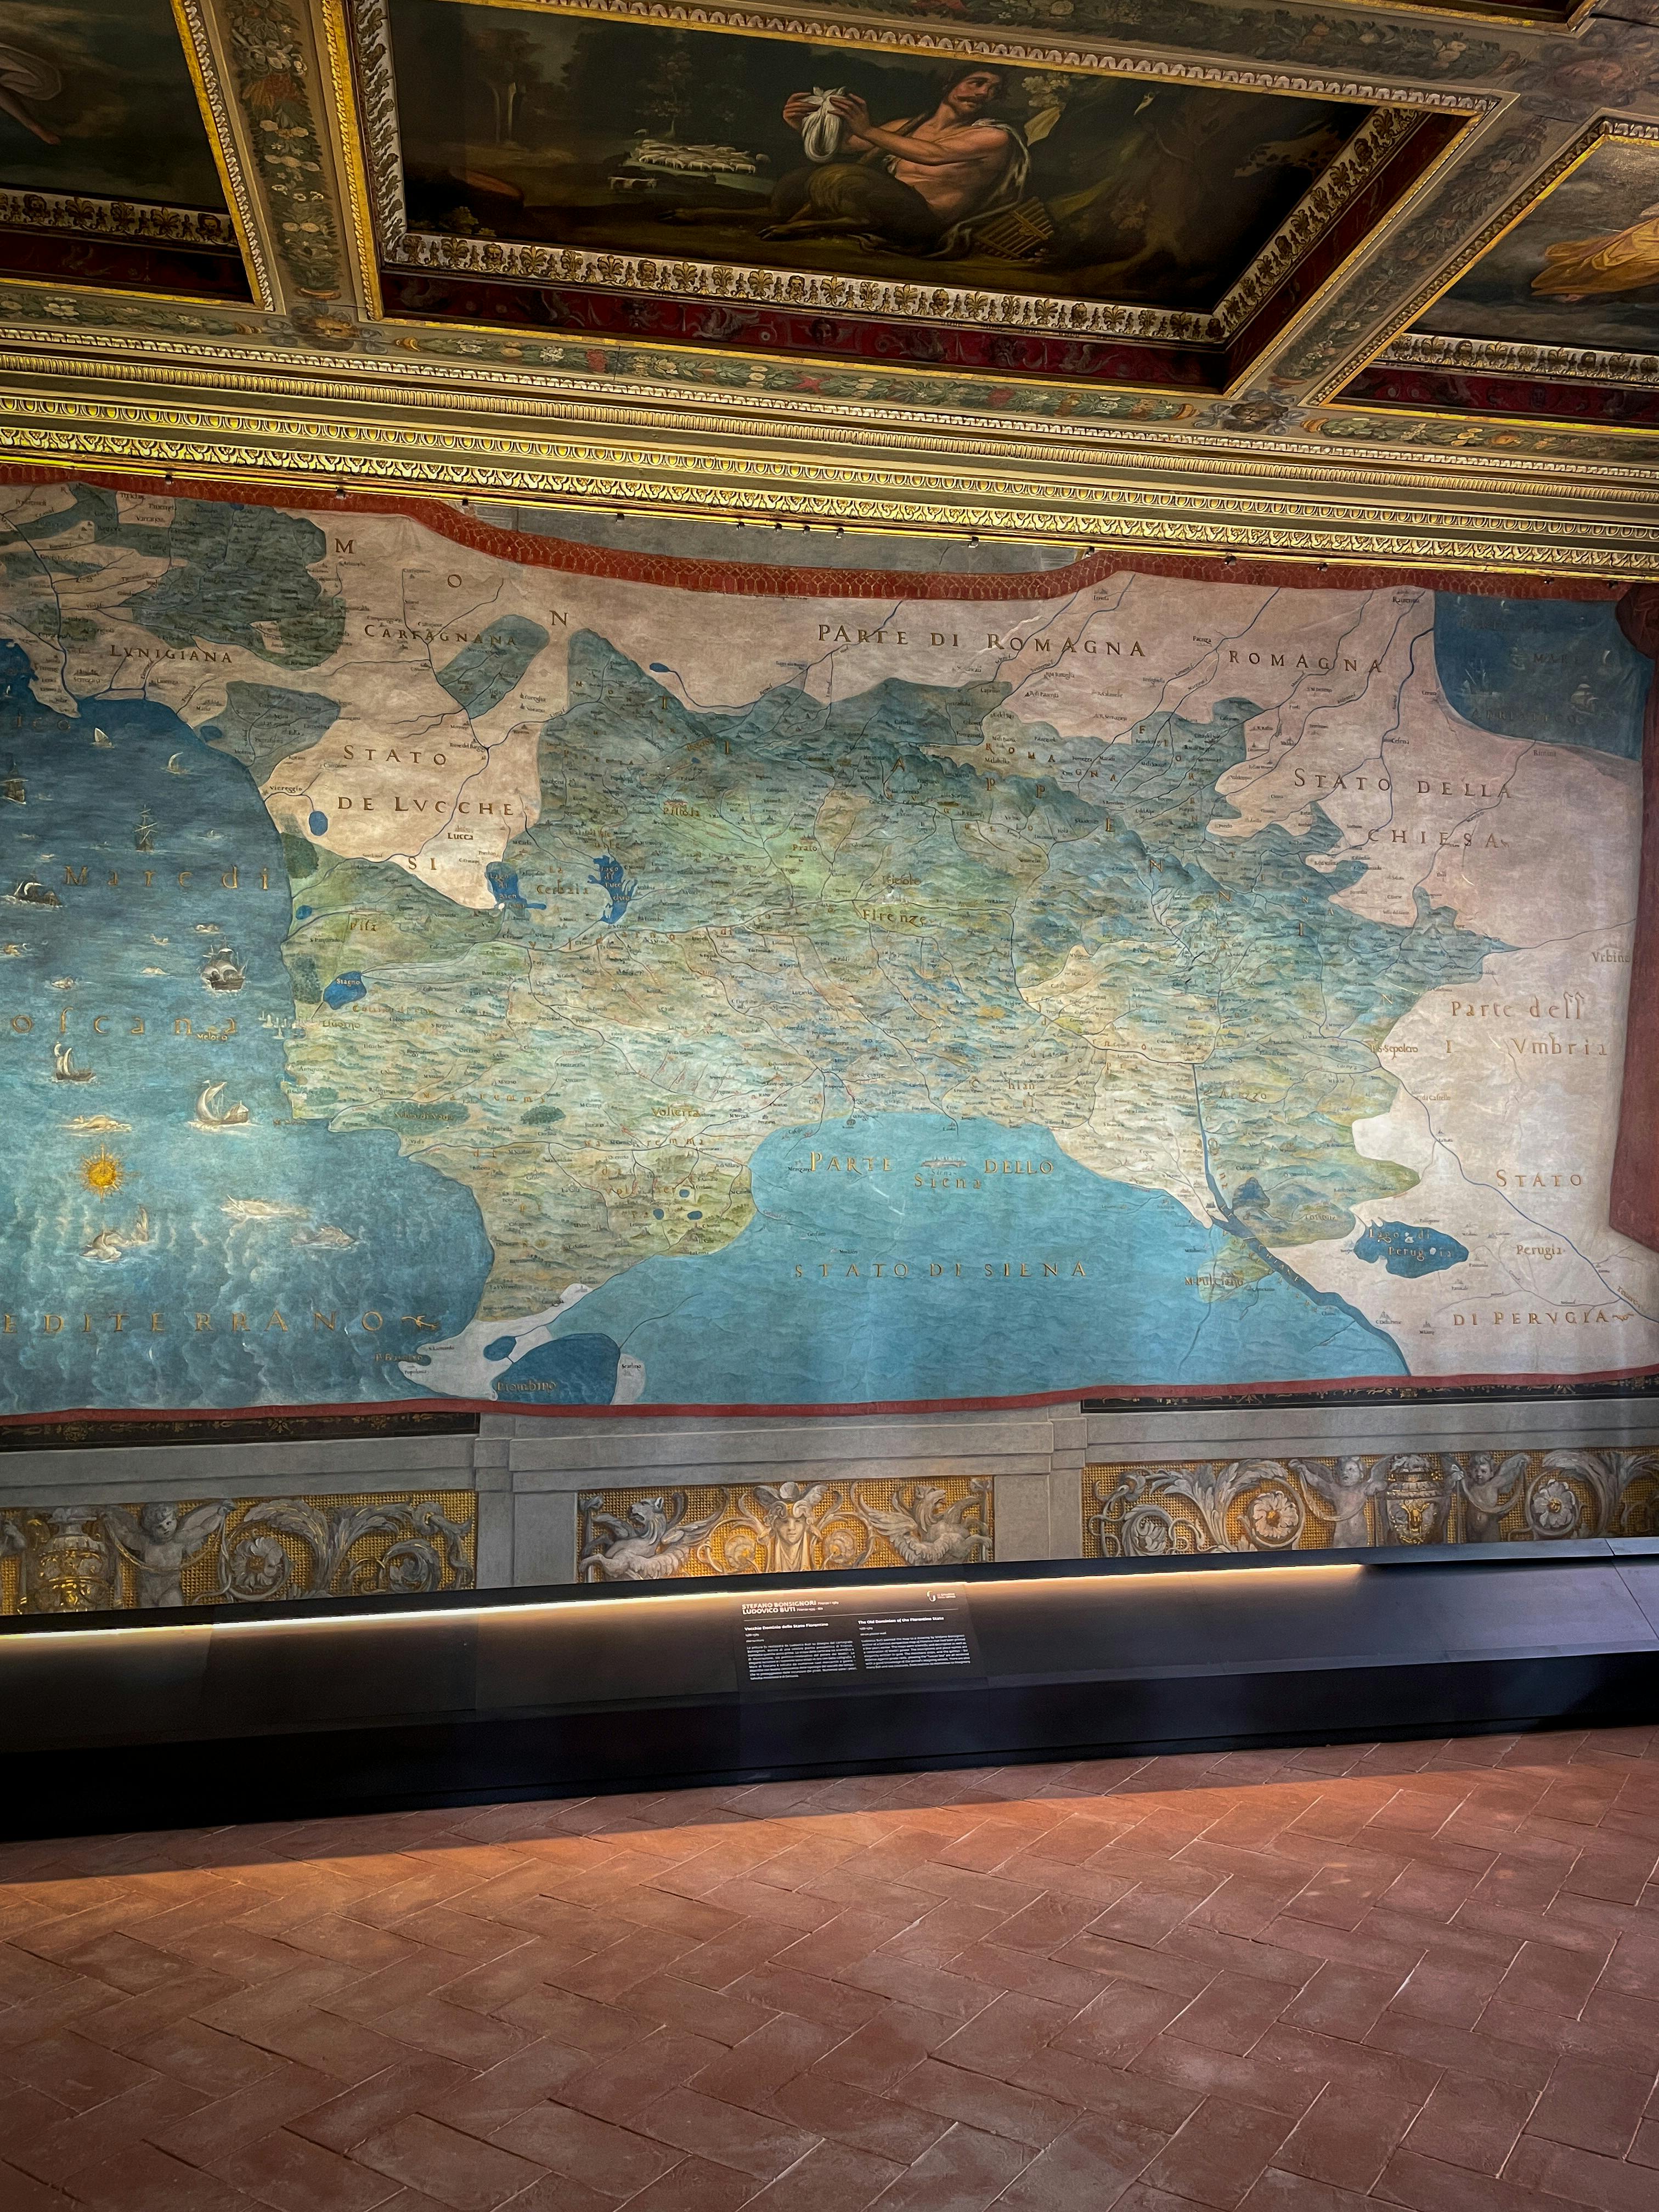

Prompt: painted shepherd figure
[{"left": 764, "top": 65, "right": 1026, "bottom": 252}]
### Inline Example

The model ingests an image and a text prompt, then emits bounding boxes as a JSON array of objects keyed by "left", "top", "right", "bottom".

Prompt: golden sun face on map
[{"left": 81, "top": 1147, "right": 125, "bottom": 1200}]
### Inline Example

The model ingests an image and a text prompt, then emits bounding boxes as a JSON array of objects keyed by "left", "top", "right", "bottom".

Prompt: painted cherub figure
[{"left": 104, "top": 1500, "right": 228, "bottom": 1608}]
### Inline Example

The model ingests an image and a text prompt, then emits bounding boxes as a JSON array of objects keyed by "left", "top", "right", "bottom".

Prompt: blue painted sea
[
  {"left": 0, "top": 643, "right": 490, "bottom": 1412},
  {"left": 530, "top": 1111, "right": 1406, "bottom": 1404}
]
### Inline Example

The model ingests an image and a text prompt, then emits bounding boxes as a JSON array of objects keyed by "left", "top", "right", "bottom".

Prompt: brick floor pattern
[{"left": 3, "top": 1730, "right": 1659, "bottom": 2212}]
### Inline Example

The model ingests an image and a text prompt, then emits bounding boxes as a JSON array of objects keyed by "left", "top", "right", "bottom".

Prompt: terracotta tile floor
[{"left": 3, "top": 1730, "right": 1659, "bottom": 2212}]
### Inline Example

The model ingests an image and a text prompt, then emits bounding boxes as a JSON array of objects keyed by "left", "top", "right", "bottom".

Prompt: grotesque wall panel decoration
[
  {"left": 0, "top": 1488, "right": 475, "bottom": 1612},
  {"left": 578, "top": 1477, "right": 993, "bottom": 1579},
  {"left": 1085, "top": 1453, "right": 1659, "bottom": 1556}
]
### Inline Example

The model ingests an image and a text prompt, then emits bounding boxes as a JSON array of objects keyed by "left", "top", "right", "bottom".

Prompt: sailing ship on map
[
  {"left": 200, "top": 945, "right": 244, "bottom": 992},
  {"left": 5, "top": 877, "right": 58, "bottom": 906},
  {"left": 3, "top": 761, "right": 25, "bottom": 805},
  {"left": 133, "top": 806, "right": 155, "bottom": 853},
  {"left": 51, "top": 1040, "right": 92, "bottom": 1083},
  {"left": 193, "top": 1081, "right": 250, "bottom": 1130}
]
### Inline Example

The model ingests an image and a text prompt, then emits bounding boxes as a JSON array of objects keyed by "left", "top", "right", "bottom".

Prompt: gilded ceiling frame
[
  {"left": 171, "top": 0, "right": 279, "bottom": 309},
  {"left": 339, "top": 0, "right": 1489, "bottom": 359}
]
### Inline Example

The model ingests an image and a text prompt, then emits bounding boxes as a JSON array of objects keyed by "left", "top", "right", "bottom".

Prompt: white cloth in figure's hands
[{"left": 801, "top": 88, "right": 846, "bottom": 162}]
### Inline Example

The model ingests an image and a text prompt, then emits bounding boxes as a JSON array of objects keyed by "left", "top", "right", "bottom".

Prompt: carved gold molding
[
  {"left": 313, "top": 0, "right": 386, "bottom": 317},
  {"left": 2, "top": 392, "right": 1657, "bottom": 574},
  {"left": 1384, "top": 329, "right": 1659, "bottom": 392},
  {"left": 172, "top": 0, "right": 279, "bottom": 311},
  {"left": 395, "top": 0, "right": 1502, "bottom": 110}
]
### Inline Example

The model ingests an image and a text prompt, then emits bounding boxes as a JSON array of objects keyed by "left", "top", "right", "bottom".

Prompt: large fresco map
[{"left": 0, "top": 473, "right": 1651, "bottom": 1418}]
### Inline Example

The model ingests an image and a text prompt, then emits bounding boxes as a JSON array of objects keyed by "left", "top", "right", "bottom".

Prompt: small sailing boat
[
  {"left": 194, "top": 1082, "right": 250, "bottom": 1128},
  {"left": 52, "top": 1040, "right": 93, "bottom": 1084},
  {"left": 5, "top": 878, "right": 59, "bottom": 906},
  {"left": 166, "top": 753, "right": 189, "bottom": 776},
  {"left": 3, "top": 760, "right": 25, "bottom": 805},
  {"left": 133, "top": 807, "right": 155, "bottom": 853},
  {"left": 200, "top": 945, "right": 244, "bottom": 993},
  {"left": 92, "top": 728, "right": 112, "bottom": 749}
]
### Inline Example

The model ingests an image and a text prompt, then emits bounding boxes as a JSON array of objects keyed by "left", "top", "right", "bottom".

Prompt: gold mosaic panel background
[
  {"left": 578, "top": 1477, "right": 992, "bottom": 1581},
  {"left": 0, "top": 1490, "right": 476, "bottom": 1613},
  {"left": 1085, "top": 1452, "right": 1659, "bottom": 1558}
]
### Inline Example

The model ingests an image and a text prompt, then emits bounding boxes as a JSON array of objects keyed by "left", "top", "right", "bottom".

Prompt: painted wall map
[
  {"left": 0, "top": 473, "right": 1651, "bottom": 1419},
  {"left": 388, "top": 0, "right": 1368, "bottom": 311}
]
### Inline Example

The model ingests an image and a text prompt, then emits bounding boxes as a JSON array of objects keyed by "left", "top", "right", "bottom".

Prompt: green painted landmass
[
  {"left": 201, "top": 680, "right": 341, "bottom": 781},
  {"left": 281, "top": 632, "right": 1498, "bottom": 1314}
]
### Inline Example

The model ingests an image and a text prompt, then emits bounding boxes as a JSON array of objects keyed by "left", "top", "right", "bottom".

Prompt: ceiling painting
[
  {"left": 0, "top": 0, "right": 247, "bottom": 300},
  {"left": 1418, "top": 131, "right": 1659, "bottom": 358},
  {"left": 362, "top": 0, "right": 1459, "bottom": 388},
  {"left": 1338, "top": 125, "right": 1659, "bottom": 431},
  {"left": 386, "top": 1, "right": 1369, "bottom": 313},
  {"left": 0, "top": 0, "right": 1656, "bottom": 572}
]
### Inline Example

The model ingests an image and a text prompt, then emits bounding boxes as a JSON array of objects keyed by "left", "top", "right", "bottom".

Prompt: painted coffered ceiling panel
[
  {"left": 1421, "top": 131, "right": 1659, "bottom": 353},
  {"left": 363, "top": 0, "right": 1464, "bottom": 388},
  {"left": 1350, "top": 121, "right": 1659, "bottom": 426},
  {"left": 0, "top": 0, "right": 250, "bottom": 300},
  {"left": 0, "top": 0, "right": 1655, "bottom": 571}
]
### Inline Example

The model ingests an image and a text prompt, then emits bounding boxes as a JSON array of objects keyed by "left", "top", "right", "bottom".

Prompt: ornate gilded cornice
[
  {"left": 2, "top": 373, "right": 1656, "bottom": 577},
  {"left": 1384, "top": 329, "right": 1659, "bottom": 389},
  {"left": 0, "top": 0, "right": 1645, "bottom": 567},
  {"left": 0, "top": 192, "right": 238, "bottom": 251},
  {"left": 10, "top": 324, "right": 1659, "bottom": 484}
]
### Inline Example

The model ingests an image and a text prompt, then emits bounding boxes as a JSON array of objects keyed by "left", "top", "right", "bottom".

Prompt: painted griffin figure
[
  {"left": 857, "top": 1483, "right": 990, "bottom": 1567},
  {"left": 578, "top": 1493, "right": 721, "bottom": 1580}
]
